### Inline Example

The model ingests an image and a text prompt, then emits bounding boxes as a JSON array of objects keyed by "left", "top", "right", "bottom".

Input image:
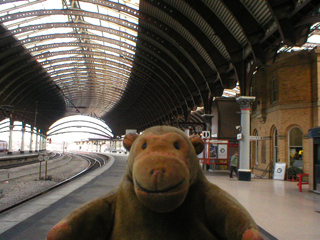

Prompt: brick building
[{"left": 250, "top": 47, "right": 320, "bottom": 191}]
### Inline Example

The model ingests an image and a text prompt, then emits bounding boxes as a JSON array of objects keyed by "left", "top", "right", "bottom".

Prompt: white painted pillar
[
  {"left": 39, "top": 134, "right": 43, "bottom": 151},
  {"left": 35, "top": 129, "right": 39, "bottom": 152},
  {"left": 20, "top": 125, "right": 26, "bottom": 153},
  {"left": 236, "top": 96, "right": 256, "bottom": 181},
  {"left": 41, "top": 135, "right": 46, "bottom": 151},
  {"left": 8, "top": 124, "right": 13, "bottom": 154},
  {"left": 29, "top": 127, "right": 34, "bottom": 152},
  {"left": 43, "top": 136, "right": 46, "bottom": 151}
]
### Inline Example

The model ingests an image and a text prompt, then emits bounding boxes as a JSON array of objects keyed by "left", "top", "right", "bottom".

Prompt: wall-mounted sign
[
  {"left": 126, "top": 129, "right": 137, "bottom": 134},
  {"left": 195, "top": 125, "right": 203, "bottom": 133},
  {"left": 237, "top": 133, "right": 243, "bottom": 140},
  {"left": 250, "top": 136, "right": 263, "bottom": 141},
  {"left": 209, "top": 140, "right": 228, "bottom": 144},
  {"left": 202, "top": 131, "right": 210, "bottom": 139}
]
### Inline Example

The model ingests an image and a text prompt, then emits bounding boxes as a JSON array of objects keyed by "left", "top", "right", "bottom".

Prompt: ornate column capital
[{"left": 236, "top": 96, "right": 256, "bottom": 109}]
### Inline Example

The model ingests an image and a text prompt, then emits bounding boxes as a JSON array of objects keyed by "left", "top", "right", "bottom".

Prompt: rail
[{"left": 0, "top": 152, "right": 108, "bottom": 214}]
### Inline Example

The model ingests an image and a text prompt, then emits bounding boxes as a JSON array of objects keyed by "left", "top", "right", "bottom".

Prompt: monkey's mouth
[{"left": 135, "top": 178, "right": 185, "bottom": 194}]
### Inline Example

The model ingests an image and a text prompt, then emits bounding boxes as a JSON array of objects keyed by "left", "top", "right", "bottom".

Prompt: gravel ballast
[{"left": 0, "top": 154, "right": 89, "bottom": 211}]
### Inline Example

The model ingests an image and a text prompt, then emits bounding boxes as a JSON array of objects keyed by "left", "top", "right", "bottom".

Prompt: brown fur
[{"left": 47, "top": 126, "right": 263, "bottom": 240}]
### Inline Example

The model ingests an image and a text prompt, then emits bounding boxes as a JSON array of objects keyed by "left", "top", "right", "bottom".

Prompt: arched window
[
  {"left": 272, "top": 127, "right": 278, "bottom": 164},
  {"left": 251, "top": 129, "right": 259, "bottom": 165},
  {"left": 289, "top": 127, "right": 303, "bottom": 167},
  {"left": 271, "top": 77, "right": 278, "bottom": 103}
]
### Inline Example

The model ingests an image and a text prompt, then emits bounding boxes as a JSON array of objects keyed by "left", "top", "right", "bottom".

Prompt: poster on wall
[
  {"left": 209, "top": 144, "right": 218, "bottom": 159},
  {"left": 273, "top": 163, "right": 286, "bottom": 180},
  {"left": 218, "top": 144, "right": 228, "bottom": 159}
]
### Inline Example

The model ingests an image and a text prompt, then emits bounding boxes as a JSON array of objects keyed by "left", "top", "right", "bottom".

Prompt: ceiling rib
[{"left": 0, "top": 0, "right": 318, "bottom": 135}]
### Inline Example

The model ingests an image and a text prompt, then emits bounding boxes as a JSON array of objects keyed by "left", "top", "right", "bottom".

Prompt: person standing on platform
[{"left": 229, "top": 151, "right": 239, "bottom": 178}]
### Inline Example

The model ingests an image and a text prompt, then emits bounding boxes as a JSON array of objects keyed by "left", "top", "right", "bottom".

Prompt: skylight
[
  {"left": 0, "top": 0, "right": 140, "bottom": 116},
  {"left": 278, "top": 22, "right": 320, "bottom": 53}
]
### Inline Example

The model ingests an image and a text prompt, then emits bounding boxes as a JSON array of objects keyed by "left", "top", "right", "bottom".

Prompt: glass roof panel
[
  {"left": 0, "top": 0, "right": 139, "bottom": 116},
  {"left": 47, "top": 46, "right": 79, "bottom": 52},
  {"left": 84, "top": 16, "right": 100, "bottom": 25},
  {"left": 18, "top": 27, "right": 73, "bottom": 39}
]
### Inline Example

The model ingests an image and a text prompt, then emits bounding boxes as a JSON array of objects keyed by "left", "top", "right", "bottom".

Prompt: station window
[
  {"left": 251, "top": 129, "right": 259, "bottom": 165},
  {"left": 271, "top": 77, "right": 277, "bottom": 103},
  {"left": 251, "top": 87, "right": 258, "bottom": 111},
  {"left": 272, "top": 127, "right": 279, "bottom": 164},
  {"left": 289, "top": 127, "right": 303, "bottom": 167}
]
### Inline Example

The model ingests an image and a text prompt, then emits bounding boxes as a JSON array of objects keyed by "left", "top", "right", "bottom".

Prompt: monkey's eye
[
  {"left": 173, "top": 141, "right": 180, "bottom": 150},
  {"left": 142, "top": 142, "right": 147, "bottom": 149}
]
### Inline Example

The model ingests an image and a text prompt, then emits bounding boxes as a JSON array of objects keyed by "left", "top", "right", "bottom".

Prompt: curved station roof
[{"left": 0, "top": 0, "right": 319, "bottom": 136}]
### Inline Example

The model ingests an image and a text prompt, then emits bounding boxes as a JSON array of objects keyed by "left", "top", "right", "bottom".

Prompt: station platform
[
  {"left": 0, "top": 151, "right": 39, "bottom": 159},
  {"left": 0, "top": 153, "right": 319, "bottom": 240}
]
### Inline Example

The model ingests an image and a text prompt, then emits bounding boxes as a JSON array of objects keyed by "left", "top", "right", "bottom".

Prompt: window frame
[
  {"left": 271, "top": 77, "right": 277, "bottom": 104},
  {"left": 288, "top": 127, "right": 303, "bottom": 168}
]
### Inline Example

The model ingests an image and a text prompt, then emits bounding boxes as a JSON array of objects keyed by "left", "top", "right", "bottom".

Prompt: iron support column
[
  {"left": 35, "top": 129, "right": 39, "bottom": 152},
  {"left": 20, "top": 126, "right": 26, "bottom": 153},
  {"left": 39, "top": 134, "right": 43, "bottom": 152},
  {"left": 29, "top": 127, "right": 34, "bottom": 153},
  {"left": 43, "top": 136, "right": 47, "bottom": 151},
  {"left": 8, "top": 124, "right": 13, "bottom": 154},
  {"left": 202, "top": 114, "right": 214, "bottom": 134},
  {"left": 236, "top": 96, "right": 256, "bottom": 181}
]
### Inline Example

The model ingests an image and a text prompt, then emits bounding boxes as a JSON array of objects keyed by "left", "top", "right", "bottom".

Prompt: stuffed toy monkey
[{"left": 47, "top": 126, "right": 263, "bottom": 240}]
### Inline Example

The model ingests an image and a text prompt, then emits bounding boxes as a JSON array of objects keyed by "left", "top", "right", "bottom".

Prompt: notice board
[{"left": 273, "top": 163, "right": 286, "bottom": 180}]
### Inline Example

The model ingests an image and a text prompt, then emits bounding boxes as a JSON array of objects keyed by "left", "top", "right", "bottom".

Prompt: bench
[{"left": 297, "top": 173, "right": 309, "bottom": 192}]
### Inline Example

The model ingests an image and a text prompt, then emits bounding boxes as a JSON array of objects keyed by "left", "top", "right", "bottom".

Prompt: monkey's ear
[
  {"left": 189, "top": 135, "right": 204, "bottom": 155},
  {"left": 123, "top": 133, "right": 139, "bottom": 151}
]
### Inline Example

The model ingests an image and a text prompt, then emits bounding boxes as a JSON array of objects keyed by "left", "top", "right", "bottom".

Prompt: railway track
[
  {"left": 0, "top": 152, "right": 108, "bottom": 214},
  {"left": 74, "top": 152, "right": 106, "bottom": 172}
]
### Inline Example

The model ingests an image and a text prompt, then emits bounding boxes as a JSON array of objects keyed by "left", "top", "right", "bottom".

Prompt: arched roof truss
[
  {"left": 0, "top": 0, "right": 140, "bottom": 131},
  {"left": 0, "top": 0, "right": 319, "bottom": 135}
]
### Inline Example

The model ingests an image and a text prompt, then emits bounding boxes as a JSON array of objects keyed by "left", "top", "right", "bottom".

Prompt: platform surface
[{"left": 0, "top": 153, "right": 319, "bottom": 240}]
